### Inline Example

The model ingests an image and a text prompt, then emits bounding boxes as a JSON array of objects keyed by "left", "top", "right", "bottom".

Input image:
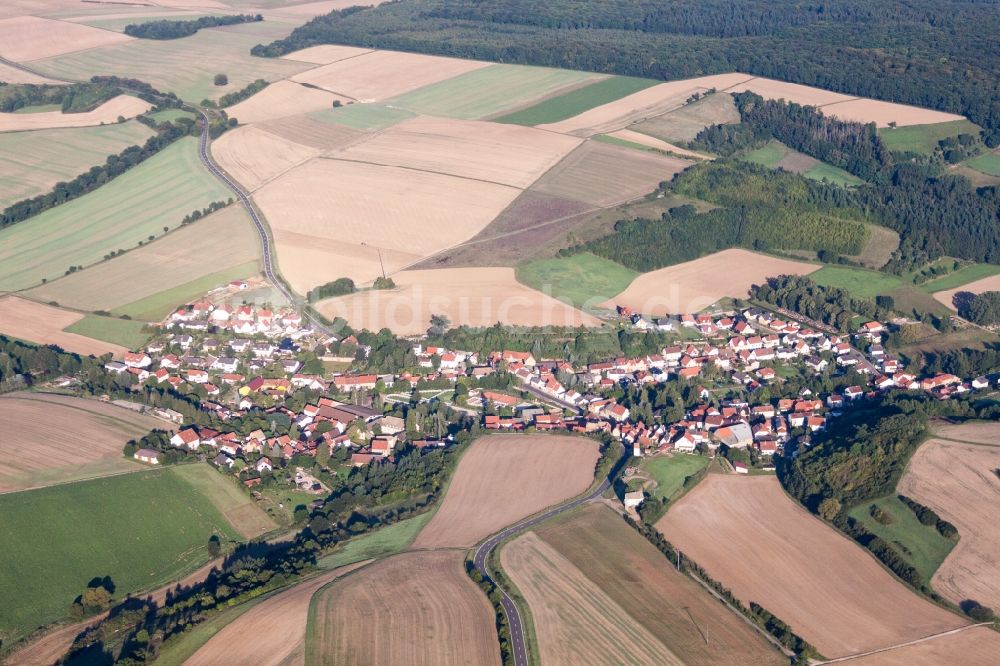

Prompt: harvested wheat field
[
  {"left": 532, "top": 140, "right": 691, "bottom": 207},
  {"left": 726, "top": 76, "right": 856, "bottom": 107},
  {"left": 0, "top": 95, "right": 151, "bottom": 132},
  {"left": 0, "top": 296, "right": 126, "bottom": 357},
  {"left": 538, "top": 73, "right": 752, "bottom": 136},
  {"left": 512, "top": 504, "right": 785, "bottom": 666},
  {"left": 603, "top": 249, "right": 819, "bottom": 315},
  {"left": 839, "top": 625, "right": 1000, "bottom": 665},
  {"left": 316, "top": 267, "right": 601, "bottom": 334},
  {"left": 264, "top": 0, "right": 388, "bottom": 19},
  {"left": 0, "top": 60, "right": 64, "bottom": 85},
  {"left": 503, "top": 531, "right": 684, "bottom": 665},
  {"left": 291, "top": 49, "right": 489, "bottom": 102},
  {"left": 309, "top": 550, "right": 500, "bottom": 666},
  {"left": 630, "top": 92, "right": 741, "bottom": 143},
  {"left": 0, "top": 16, "right": 131, "bottom": 62},
  {"left": 186, "top": 561, "right": 370, "bottom": 666},
  {"left": 279, "top": 43, "right": 373, "bottom": 65},
  {"left": 256, "top": 159, "right": 520, "bottom": 290},
  {"left": 24, "top": 205, "right": 260, "bottom": 317},
  {"left": 412, "top": 434, "right": 599, "bottom": 549},
  {"left": 899, "top": 436, "right": 1000, "bottom": 612},
  {"left": 658, "top": 475, "right": 967, "bottom": 658},
  {"left": 334, "top": 116, "right": 582, "bottom": 188},
  {"left": 933, "top": 274, "right": 1000, "bottom": 310},
  {"left": 933, "top": 420, "right": 1000, "bottom": 446},
  {"left": 819, "top": 99, "right": 965, "bottom": 128},
  {"left": 606, "top": 129, "right": 710, "bottom": 159},
  {"left": 257, "top": 113, "right": 364, "bottom": 150},
  {"left": 0, "top": 393, "right": 161, "bottom": 492},
  {"left": 212, "top": 125, "right": 320, "bottom": 191},
  {"left": 225, "top": 80, "right": 350, "bottom": 125}
]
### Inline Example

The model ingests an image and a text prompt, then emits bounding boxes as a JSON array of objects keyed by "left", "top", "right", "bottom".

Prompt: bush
[
  {"left": 307, "top": 277, "right": 357, "bottom": 302},
  {"left": 214, "top": 73, "right": 229, "bottom": 86}
]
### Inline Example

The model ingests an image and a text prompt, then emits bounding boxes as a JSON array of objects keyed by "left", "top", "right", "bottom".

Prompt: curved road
[
  {"left": 472, "top": 461, "right": 618, "bottom": 666},
  {"left": 195, "top": 112, "right": 339, "bottom": 338}
]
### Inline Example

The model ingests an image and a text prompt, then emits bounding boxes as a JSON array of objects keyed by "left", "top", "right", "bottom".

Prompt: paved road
[
  {"left": 194, "top": 112, "right": 339, "bottom": 338},
  {"left": 472, "top": 460, "right": 618, "bottom": 666}
]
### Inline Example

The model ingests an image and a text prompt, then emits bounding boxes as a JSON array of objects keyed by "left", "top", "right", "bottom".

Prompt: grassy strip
[
  {"left": 62, "top": 315, "right": 152, "bottom": 349},
  {"left": 919, "top": 262, "right": 1000, "bottom": 292},
  {"left": 965, "top": 153, "right": 1000, "bottom": 177},
  {"left": 315, "top": 512, "right": 431, "bottom": 569},
  {"left": 515, "top": 252, "right": 636, "bottom": 309},
  {"left": 495, "top": 75, "right": 658, "bottom": 126}
]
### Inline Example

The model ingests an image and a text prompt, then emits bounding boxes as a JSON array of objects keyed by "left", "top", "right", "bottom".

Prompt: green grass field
[
  {"left": 640, "top": 455, "right": 710, "bottom": 502},
  {"left": 516, "top": 252, "right": 637, "bottom": 309},
  {"left": 12, "top": 104, "right": 62, "bottom": 114},
  {"left": 804, "top": 161, "right": 862, "bottom": 186},
  {"left": 919, "top": 262, "right": 1000, "bottom": 292},
  {"left": 741, "top": 140, "right": 861, "bottom": 186},
  {"left": 0, "top": 137, "right": 232, "bottom": 291},
  {"left": 0, "top": 467, "right": 245, "bottom": 645},
  {"left": 112, "top": 260, "right": 260, "bottom": 322},
  {"left": 879, "top": 119, "right": 982, "bottom": 155},
  {"left": 317, "top": 513, "right": 432, "bottom": 570},
  {"left": 0, "top": 121, "right": 154, "bottom": 209},
  {"left": 496, "top": 75, "right": 659, "bottom": 126},
  {"left": 742, "top": 140, "right": 789, "bottom": 168},
  {"left": 312, "top": 103, "right": 415, "bottom": 131},
  {"left": 170, "top": 464, "right": 277, "bottom": 539},
  {"left": 149, "top": 108, "right": 197, "bottom": 123},
  {"left": 31, "top": 29, "right": 310, "bottom": 102},
  {"left": 63, "top": 315, "right": 152, "bottom": 349},
  {"left": 964, "top": 152, "right": 1000, "bottom": 177},
  {"left": 810, "top": 265, "right": 903, "bottom": 299},
  {"left": 847, "top": 496, "right": 956, "bottom": 584},
  {"left": 389, "top": 63, "right": 600, "bottom": 120}
]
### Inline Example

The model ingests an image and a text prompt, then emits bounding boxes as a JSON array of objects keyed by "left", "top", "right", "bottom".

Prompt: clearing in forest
[
  {"left": 317, "top": 267, "right": 601, "bottom": 335},
  {"left": 0, "top": 393, "right": 161, "bottom": 493},
  {"left": 0, "top": 137, "right": 232, "bottom": 291},
  {"left": 25, "top": 206, "right": 259, "bottom": 320},
  {"left": 412, "top": 434, "right": 599, "bottom": 549},
  {"left": 0, "top": 296, "right": 127, "bottom": 357},
  {"left": 899, "top": 434, "right": 1000, "bottom": 612},
  {"left": 603, "top": 249, "right": 819, "bottom": 316},
  {"left": 657, "top": 475, "right": 967, "bottom": 658},
  {"left": 504, "top": 504, "right": 786, "bottom": 666},
  {"left": 308, "top": 550, "right": 501, "bottom": 666}
]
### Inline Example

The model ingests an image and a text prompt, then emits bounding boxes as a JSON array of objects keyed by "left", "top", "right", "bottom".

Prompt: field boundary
[{"left": 815, "top": 622, "right": 993, "bottom": 664}]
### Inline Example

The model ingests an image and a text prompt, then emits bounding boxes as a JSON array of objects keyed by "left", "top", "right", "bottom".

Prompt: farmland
[
  {"left": 531, "top": 140, "right": 691, "bottom": 206},
  {"left": 658, "top": 475, "right": 967, "bottom": 658},
  {"left": 0, "top": 16, "right": 131, "bottom": 62},
  {"left": 62, "top": 315, "right": 151, "bottom": 349},
  {"left": 603, "top": 249, "right": 819, "bottom": 316},
  {"left": 290, "top": 49, "right": 489, "bottom": 102},
  {"left": 740, "top": 140, "right": 861, "bottom": 186},
  {"left": 0, "top": 297, "right": 127, "bottom": 357},
  {"left": 279, "top": 43, "right": 372, "bottom": 65},
  {"left": 899, "top": 434, "right": 1000, "bottom": 612},
  {"left": 810, "top": 265, "right": 904, "bottom": 299},
  {"left": 170, "top": 464, "right": 277, "bottom": 539},
  {"left": 844, "top": 625, "right": 1000, "bottom": 665},
  {"left": 0, "top": 467, "right": 247, "bottom": 645},
  {"left": 640, "top": 454, "right": 710, "bottom": 502},
  {"left": 496, "top": 75, "right": 658, "bottom": 126},
  {"left": 258, "top": 112, "right": 365, "bottom": 149},
  {"left": 0, "top": 393, "right": 161, "bottom": 492},
  {"left": 308, "top": 550, "right": 500, "bottom": 665},
  {"left": 0, "top": 95, "right": 151, "bottom": 132},
  {"left": 391, "top": 63, "right": 604, "bottom": 120},
  {"left": 225, "top": 80, "right": 348, "bottom": 124},
  {"left": 312, "top": 103, "right": 415, "bottom": 131},
  {"left": 504, "top": 504, "right": 785, "bottom": 665},
  {"left": 630, "top": 92, "right": 740, "bottom": 142},
  {"left": 255, "top": 158, "right": 519, "bottom": 290},
  {"left": 919, "top": 263, "right": 1000, "bottom": 293},
  {"left": 411, "top": 434, "right": 599, "bottom": 549},
  {"left": 933, "top": 274, "right": 1000, "bottom": 311},
  {"left": 878, "top": 120, "right": 983, "bottom": 155},
  {"left": 0, "top": 137, "right": 232, "bottom": 291},
  {"left": 965, "top": 152, "right": 1000, "bottom": 177},
  {"left": 516, "top": 252, "right": 637, "bottom": 309},
  {"left": 184, "top": 562, "right": 368, "bottom": 666},
  {"left": 212, "top": 124, "right": 320, "bottom": 191},
  {"left": 0, "top": 121, "right": 154, "bottom": 209},
  {"left": 32, "top": 28, "right": 311, "bottom": 102},
  {"left": 318, "top": 267, "right": 600, "bottom": 335},
  {"left": 316, "top": 513, "right": 431, "bottom": 570}
]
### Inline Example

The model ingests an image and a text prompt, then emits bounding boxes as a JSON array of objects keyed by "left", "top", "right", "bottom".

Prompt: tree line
[
  {"left": 216, "top": 78, "right": 268, "bottom": 109},
  {"left": 750, "top": 274, "right": 888, "bottom": 330},
  {"left": 0, "top": 80, "right": 121, "bottom": 114},
  {"left": 249, "top": 0, "right": 1000, "bottom": 144},
  {"left": 124, "top": 14, "right": 262, "bottom": 40}
]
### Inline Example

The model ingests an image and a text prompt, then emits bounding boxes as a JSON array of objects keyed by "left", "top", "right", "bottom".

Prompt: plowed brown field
[
  {"left": 308, "top": 550, "right": 500, "bottom": 666},
  {"left": 412, "top": 434, "right": 599, "bottom": 548},
  {"left": 0, "top": 393, "right": 161, "bottom": 492},
  {"left": 0, "top": 296, "right": 127, "bottom": 357},
  {"left": 658, "top": 475, "right": 966, "bottom": 658},
  {"left": 899, "top": 434, "right": 1000, "bottom": 612}
]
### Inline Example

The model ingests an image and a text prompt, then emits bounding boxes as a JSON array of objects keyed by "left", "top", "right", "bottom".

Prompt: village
[{"left": 91, "top": 293, "right": 999, "bottom": 510}]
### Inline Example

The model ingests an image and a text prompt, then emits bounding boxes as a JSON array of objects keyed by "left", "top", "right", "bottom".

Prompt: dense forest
[
  {"left": 124, "top": 14, "right": 262, "bottom": 39},
  {"left": 251, "top": 0, "right": 1000, "bottom": 144},
  {"left": 956, "top": 291, "right": 1000, "bottom": 326}
]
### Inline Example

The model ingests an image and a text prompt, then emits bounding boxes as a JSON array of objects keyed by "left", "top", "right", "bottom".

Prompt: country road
[
  {"left": 194, "top": 111, "right": 340, "bottom": 338},
  {"left": 471, "top": 454, "right": 620, "bottom": 666}
]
